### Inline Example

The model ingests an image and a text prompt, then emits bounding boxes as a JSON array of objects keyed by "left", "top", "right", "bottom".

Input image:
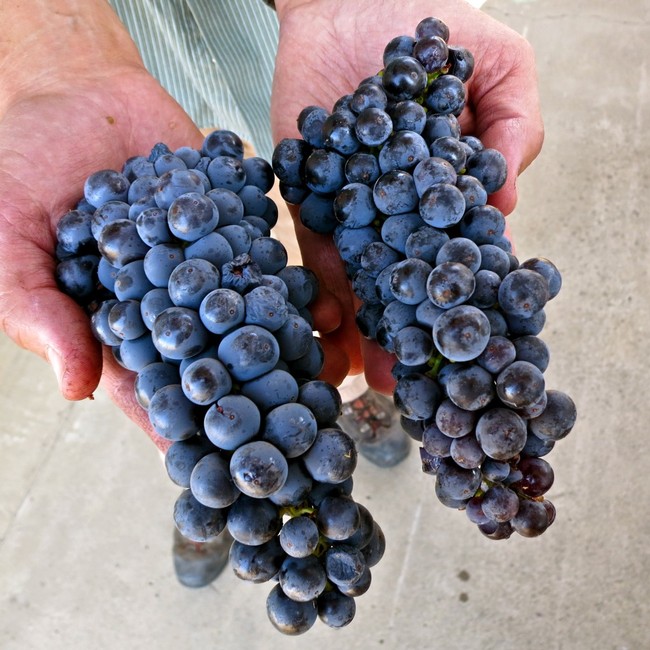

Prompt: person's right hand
[{"left": 0, "top": 1, "right": 204, "bottom": 451}]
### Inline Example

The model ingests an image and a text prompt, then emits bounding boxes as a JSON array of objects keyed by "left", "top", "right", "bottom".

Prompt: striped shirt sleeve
[{"left": 106, "top": 0, "right": 279, "bottom": 161}]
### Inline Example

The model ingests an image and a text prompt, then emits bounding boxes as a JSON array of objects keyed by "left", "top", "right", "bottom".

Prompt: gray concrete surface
[{"left": 1, "top": 1, "right": 648, "bottom": 648}]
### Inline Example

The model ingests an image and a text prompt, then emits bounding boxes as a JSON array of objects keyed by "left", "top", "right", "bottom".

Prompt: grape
[
  {"left": 143, "top": 242, "right": 185, "bottom": 287},
  {"left": 426, "top": 261, "right": 476, "bottom": 309},
  {"left": 435, "top": 457, "right": 481, "bottom": 501},
  {"left": 511, "top": 457, "right": 555, "bottom": 497},
  {"left": 432, "top": 304, "right": 491, "bottom": 362},
  {"left": 164, "top": 434, "right": 215, "bottom": 488},
  {"left": 429, "top": 136, "right": 468, "bottom": 172},
  {"left": 244, "top": 286, "right": 289, "bottom": 331},
  {"left": 389, "top": 258, "right": 433, "bottom": 305},
  {"left": 117, "top": 333, "right": 159, "bottom": 371},
  {"left": 206, "top": 155, "right": 246, "bottom": 193},
  {"left": 55, "top": 254, "right": 99, "bottom": 301},
  {"left": 475, "top": 408, "right": 527, "bottom": 461},
  {"left": 354, "top": 107, "right": 394, "bottom": 147},
  {"left": 481, "top": 486, "right": 520, "bottom": 523},
  {"left": 262, "top": 402, "right": 318, "bottom": 458},
  {"left": 240, "top": 369, "right": 300, "bottom": 413},
  {"left": 217, "top": 324, "right": 280, "bottom": 381},
  {"left": 465, "top": 148, "right": 508, "bottom": 193},
  {"left": 279, "top": 516, "right": 320, "bottom": 559},
  {"left": 181, "top": 356, "right": 232, "bottom": 405},
  {"left": 382, "top": 56, "right": 427, "bottom": 100},
  {"left": 447, "top": 46, "right": 475, "bottom": 82},
  {"left": 151, "top": 306, "right": 209, "bottom": 360},
  {"left": 267, "top": 462, "right": 313, "bottom": 508},
  {"left": 345, "top": 152, "right": 381, "bottom": 185},
  {"left": 321, "top": 109, "right": 360, "bottom": 156},
  {"left": 476, "top": 335, "right": 517, "bottom": 374},
  {"left": 230, "top": 440, "right": 288, "bottom": 499},
  {"left": 302, "top": 428, "right": 357, "bottom": 484},
  {"left": 435, "top": 399, "right": 476, "bottom": 438},
  {"left": 227, "top": 494, "right": 281, "bottom": 546},
  {"left": 459, "top": 204, "right": 506, "bottom": 244},
  {"left": 378, "top": 130, "right": 429, "bottom": 173},
  {"left": 135, "top": 206, "right": 172, "bottom": 246},
  {"left": 98, "top": 219, "right": 149, "bottom": 268},
  {"left": 422, "top": 422, "right": 452, "bottom": 457},
  {"left": 298, "top": 380, "right": 342, "bottom": 427},
  {"left": 390, "top": 100, "right": 427, "bottom": 134},
  {"left": 381, "top": 213, "right": 425, "bottom": 253},
  {"left": 154, "top": 169, "right": 204, "bottom": 209},
  {"left": 529, "top": 390, "right": 577, "bottom": 441},
  {"left": 419, "top": 182, "right": 465, "bottom": 228},
  {"left": 333, "top": 183, "right": 377, "bottom": 228},
  {"left": 202, "top": 129, "right": 244, "bottom": 159},
  {"left": 498, "top": 268, "right": 549, "bottom": 317},
  {"left": 279, "top": 555, "right": 327, "bottom": 602},
  {"left": 56, "top": 209, "right": 95, "bottom": 255},
  {"left": 203, "top": 394, "right": 260, "bottom": 450},
  {"left": 373, "top": 169, "right": 419, "bottom": 215},
  {"left": 511, "top": 499, "right": 551, "bottom": 538},
  {"left": 450, "top": 434, "right": 485, "bottom": 469},
  {"left": 148, "top": 383, "right": 200, "bottom": 441},
  {"left": 316, "top": 495, "right": 360, "bottom": 541},
  {"left": 266, "top": 584, "right": 317, "bottom": 636},
  {"left": 108, "top": 299, "right": 147, "bottom": 341},
  {"left": 229, "top": 537, "right": 285, "bottom": 584},
  {"left": 496, "top": 360, "right": 546, "bottom": 409},
  {"left": 413, "top": 34, "right": 449, "bottom": 72},
  {"left": 512, "top": 335, "right": 550, "bottom": 372},
  {"left": 297, "top": 105, "right": 329, "bottom": 148},
  {"left": 84, "top": 169, "right": 130, "bottom": 208},
  {"left": 173, "top": 489, "right": 227, "bottom": 543},
  {"left": 318, "top": 590, "right": 356, "bottom": 628},
  {"left": 190, "top": 452, "right": 240, "bottom": 509},
  {"left": 424, "top": 74, "right": 466, "bottom": 115}
]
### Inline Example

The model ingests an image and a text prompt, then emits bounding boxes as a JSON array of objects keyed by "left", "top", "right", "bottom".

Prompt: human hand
[
  {"left": 0, "top": 1, "right": 204, "bottom": 451},
  {"left": 270, "top": 0, "right": 544, "bottom": 393}
]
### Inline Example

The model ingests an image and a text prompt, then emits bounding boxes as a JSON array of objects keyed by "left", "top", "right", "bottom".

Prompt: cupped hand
[
  {"left": 271, "top": 0, "right": 544, "bottom": 393},
  {"left": 0, "top": 67, "right": 203, "bottom": 451}
]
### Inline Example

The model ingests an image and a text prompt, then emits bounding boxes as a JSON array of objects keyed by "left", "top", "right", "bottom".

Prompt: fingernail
[{"left": 45, "top": 346, "right": 65, "bottom": 391}]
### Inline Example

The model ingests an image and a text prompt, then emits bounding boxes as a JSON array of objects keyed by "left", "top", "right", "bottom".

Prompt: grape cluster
[
  {"left": 54, "top": 130, "right": 385, "bottom": 634},
  {"left": 271, "top": 16, "right": 577, "bottom": 539}
]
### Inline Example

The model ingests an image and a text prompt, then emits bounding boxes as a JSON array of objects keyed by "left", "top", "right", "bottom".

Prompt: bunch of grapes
[
  {"left": 54, "top": 130, "right": 385, "bottom": 634},
  {"left": 271, "top": 16, "right": 577, "bottom": 539}
]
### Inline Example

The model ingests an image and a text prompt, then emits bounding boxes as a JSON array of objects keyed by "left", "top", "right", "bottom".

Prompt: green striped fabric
[{"left": 107, "top": 0, "right": 279, "bottom": 160}]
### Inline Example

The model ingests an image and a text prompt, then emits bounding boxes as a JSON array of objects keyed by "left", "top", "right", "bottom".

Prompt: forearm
[{"left": 0, "top": 0, "right": 143, "bottom": 113}]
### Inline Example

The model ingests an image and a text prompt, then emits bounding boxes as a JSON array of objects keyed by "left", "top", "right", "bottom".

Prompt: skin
[{"left": 0, "top": 0, "right": 543, "bottom": 450}]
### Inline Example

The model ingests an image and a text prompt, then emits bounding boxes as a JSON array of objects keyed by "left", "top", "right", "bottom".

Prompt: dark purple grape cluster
[
  {"left": 271, "top": 17, "right": 577, "bottom": 539},
  {"left": 54, "top": 130, "right": 385, "bottom": 635}
]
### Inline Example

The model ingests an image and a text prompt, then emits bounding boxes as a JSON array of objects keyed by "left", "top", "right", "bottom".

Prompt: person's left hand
[{"left": 270, "top": 0, "right": 544, "bottom": 394}]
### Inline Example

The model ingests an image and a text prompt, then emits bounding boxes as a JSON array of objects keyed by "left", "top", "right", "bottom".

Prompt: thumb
[
  {"left": 479, "top": 115, "right": 544, "bottom": 217},
  {"left": 1, "top": 269, "right": 102, "bottom": 400}
]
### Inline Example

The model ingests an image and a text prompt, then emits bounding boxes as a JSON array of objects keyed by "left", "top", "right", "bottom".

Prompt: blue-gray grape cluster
[
  {"left": 54, "top": 130, "right": 385, "bottom": 635},
  {"left": 272, "top": 16, "right": 577, "bottom": 539}
]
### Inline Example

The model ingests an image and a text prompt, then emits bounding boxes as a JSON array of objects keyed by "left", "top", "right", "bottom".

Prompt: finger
[
  {"left": 316, "top": 336, "right": 351, "bottom": 387},
  {"left": 360, "top": 338, "right": 397, "bottom": 396},
  {"left": 99, "top": 347, "right": 173, "bottom": 453},
  {"left": 0, "top": 257, "right": 103, "bottom": 400}
]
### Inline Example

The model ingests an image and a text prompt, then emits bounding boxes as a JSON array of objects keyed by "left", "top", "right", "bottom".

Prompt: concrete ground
[{"left": 1, "top": 0, "right": 648, "bottom": 648}]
